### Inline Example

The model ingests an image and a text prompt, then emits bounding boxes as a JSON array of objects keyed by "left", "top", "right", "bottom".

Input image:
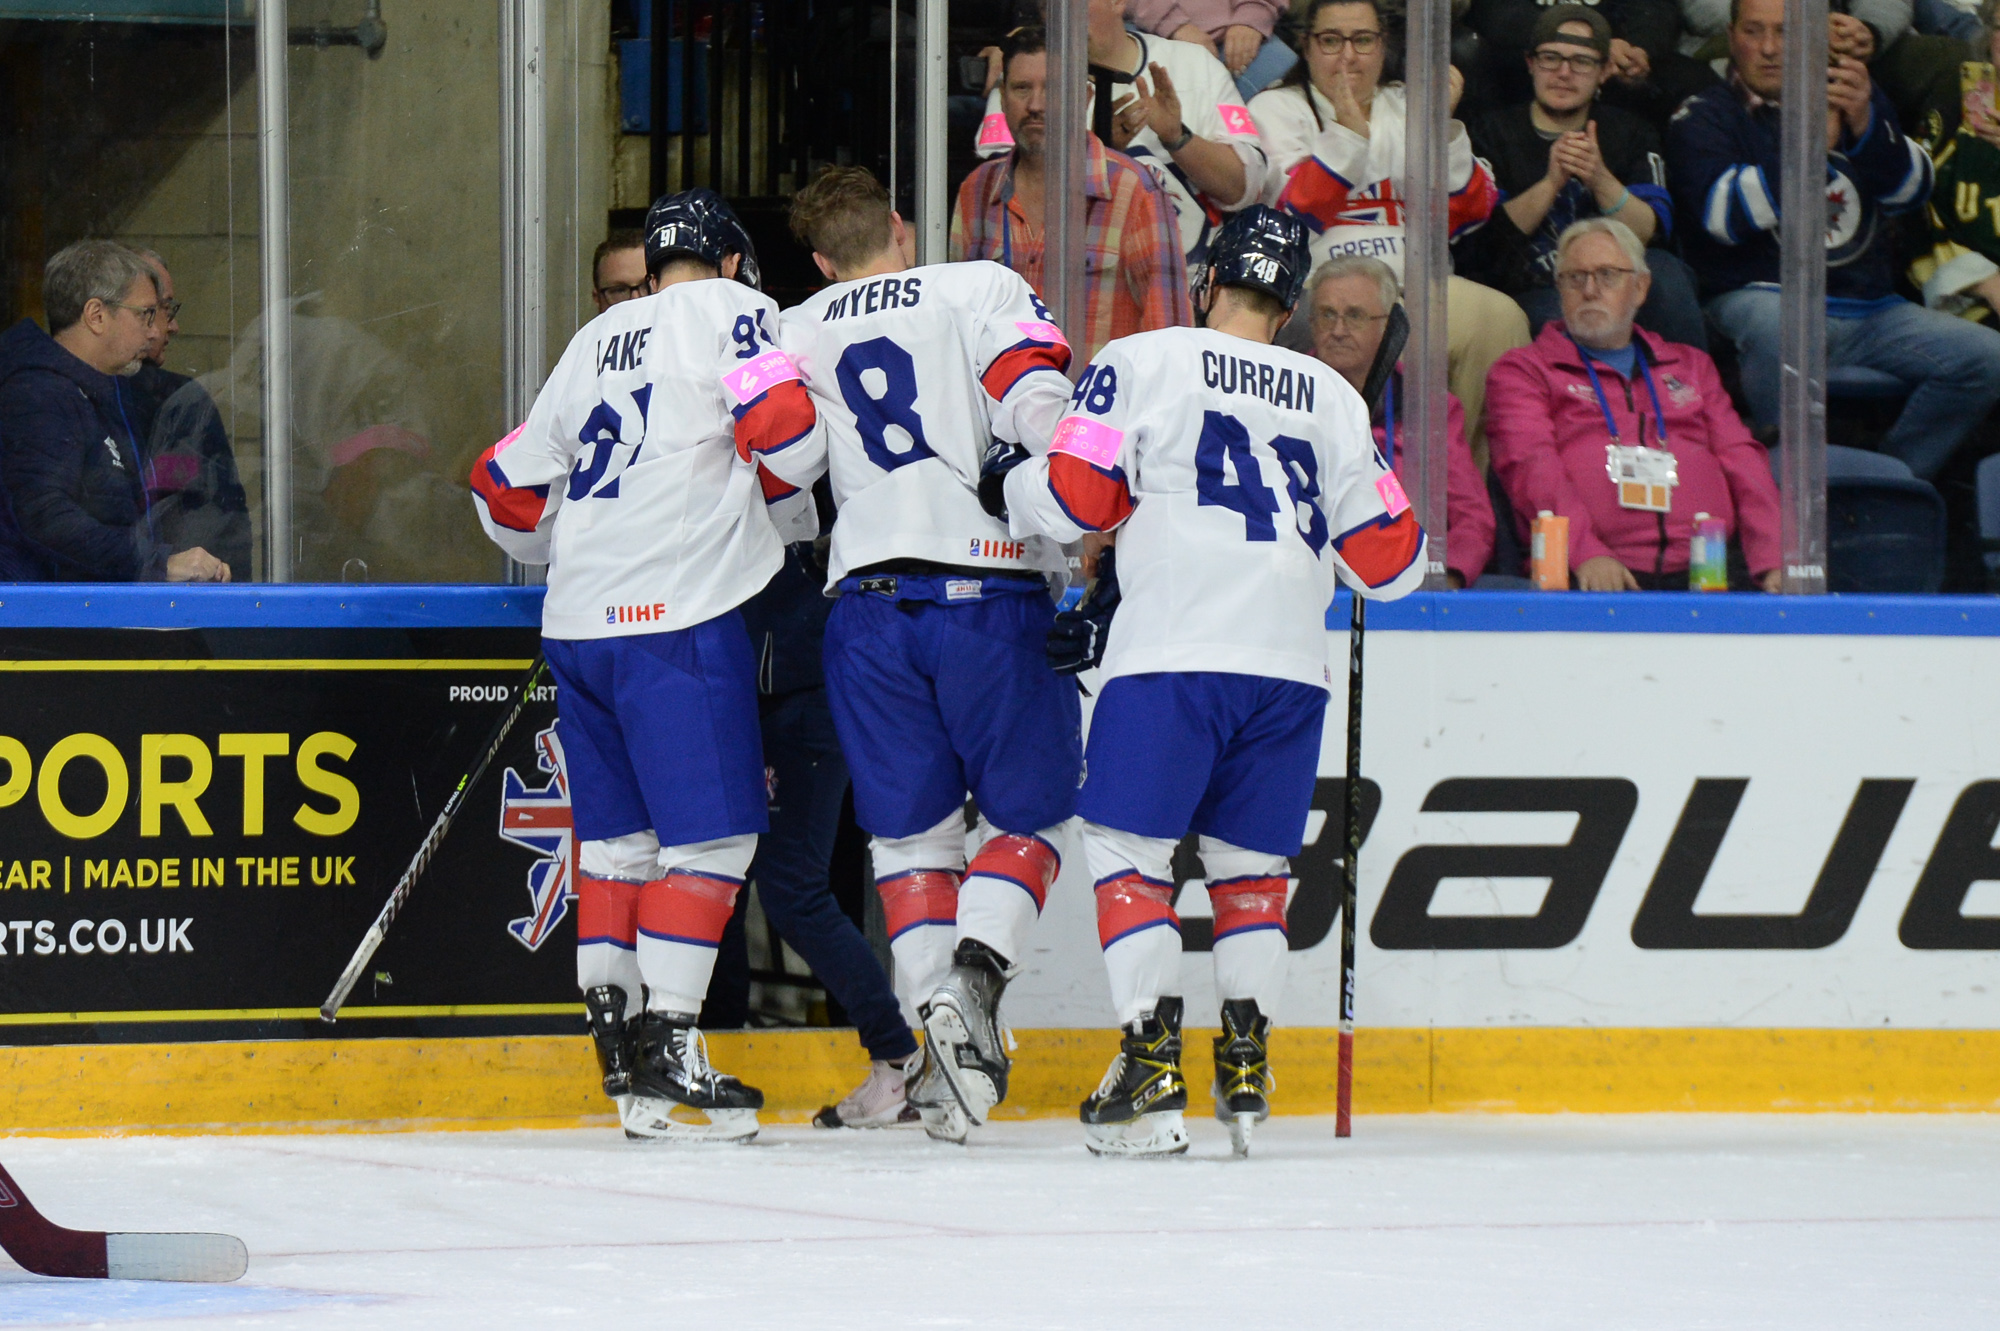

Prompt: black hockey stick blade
[
  {"left": 1358, "top": 303, "right": 1410, "bottom": 419},
  {"left": 0, "top": 1161, "right": 247, "bottom": 1282},
  {"left": 320, "top": 654, "right": 550, "bottom": 1022}
]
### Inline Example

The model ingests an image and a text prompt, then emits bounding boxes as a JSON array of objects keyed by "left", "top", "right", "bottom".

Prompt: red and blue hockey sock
[
  {"left": 635, "top": 833, "right": 756, "bottom": 1017},
  {"left": 576, "top": 831, "right": 659, "bottom": 1020},
  {"left": 1083, "top": 822, "right": 1182, "bottom": 1027},
  {"left": 1202, "top": 839, "right": 1292, "bottom": 1018},
  {"left": 955, "top": 818, "right": 1062, "bottom": 968},
  {"left": 871, "top": 810, "right": 965, "bottom": 1013}
]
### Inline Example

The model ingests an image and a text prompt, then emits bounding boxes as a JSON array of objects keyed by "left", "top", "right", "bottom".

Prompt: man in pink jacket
[
  {"left": 1308, "top": 255, "right": 1495, "bottom": 588},
  {"left": 1486, "top": 218, "right": 1781, "bottom": 592}
]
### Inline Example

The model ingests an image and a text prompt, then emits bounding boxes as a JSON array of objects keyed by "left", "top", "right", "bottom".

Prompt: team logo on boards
[{"left": 499, "top": 724, "right": 576, "bottom": 952}]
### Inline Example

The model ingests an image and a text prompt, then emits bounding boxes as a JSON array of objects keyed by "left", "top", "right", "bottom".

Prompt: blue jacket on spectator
[
  {"left": 1667, "top": 81, "right": 1932, "bottom": 306},
  {"left": 0, "top": 318, "right": 171, "bottom": 581}
]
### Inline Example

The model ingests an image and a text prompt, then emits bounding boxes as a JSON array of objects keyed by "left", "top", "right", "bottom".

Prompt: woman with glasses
[
  {"left": 1462, "top": 6, "right": 1708, "bottom": 349},
  {"left": 1248, "top": 0, "right": 1528, "bottom": 462}
]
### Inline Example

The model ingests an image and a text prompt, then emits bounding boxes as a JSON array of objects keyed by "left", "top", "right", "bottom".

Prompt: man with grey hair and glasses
[
  {"left": 0, "top": 240, "right": 230, "bottom": 582},
  {"left": 1486, "top": 217, "right": 1780, "bottom": 593}
]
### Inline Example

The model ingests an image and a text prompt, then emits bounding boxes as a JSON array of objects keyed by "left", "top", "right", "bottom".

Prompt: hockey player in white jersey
[
  {"left": 989, "top": 206, "right": 1425, "bottom": 1157},
  {"left": 779, "top": 166, "right": 1079, "bottom": 1141},
  {"left": 470, "top": 189, "right": 825, "bottom": 1142}
]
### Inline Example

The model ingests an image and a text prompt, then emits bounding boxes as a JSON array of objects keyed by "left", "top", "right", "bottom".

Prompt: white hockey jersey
[
  {"left": 973, "top": 33, "right": 1267, "bottom": 261},
  {"left": 1247, "top": 82, "right": 1499, "bottom": 277},
  {"left": 1002, "top": 326, "right": 1426, "bottom": 691},
  {"left": 780, "top": 260, "right": 1074, "bottom": 586},
  {"left": 471, "top": 278, "right": 825, "bottom": 640}
]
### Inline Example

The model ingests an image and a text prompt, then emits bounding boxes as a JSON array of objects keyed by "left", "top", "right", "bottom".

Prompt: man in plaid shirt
[{"left": 951, "top": 26, "right": 1192, "bottom": 359}]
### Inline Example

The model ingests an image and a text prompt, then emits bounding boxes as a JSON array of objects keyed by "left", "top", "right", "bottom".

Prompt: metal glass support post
[
  {"left": 1401, "top": 0, "right": 1450, "bottom": 587},
  {"left": 914, "top": 0, "right": 949, "bottom": 264},
  {"left": 501, "top": 0, "right": 547, "bottom": 586},
  {"left": 257, "top": 0, "right": 293, "bottom": 582},
  {"left": 1045, "top": 0, "right": 1089, "bottom": 370},
  {"left": 1778, "top": 0, "right": 1828, "bottom": 593}
]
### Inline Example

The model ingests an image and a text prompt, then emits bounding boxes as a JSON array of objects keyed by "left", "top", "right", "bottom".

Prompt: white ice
[{"left": 2, "top": 1114, "right": 1995, "bottom": 1329}]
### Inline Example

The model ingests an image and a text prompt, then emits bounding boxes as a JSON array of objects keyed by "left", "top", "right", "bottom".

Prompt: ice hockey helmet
[
  {"left": 1198, "top": 206, "right": 1312, "bottom": 312},
  {"left": 642, "top": 187, "right": 763, "bottom": 290}
]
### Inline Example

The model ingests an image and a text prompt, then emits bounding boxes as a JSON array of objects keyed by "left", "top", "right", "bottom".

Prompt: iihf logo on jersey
[{"left": 498, "top": 724, "right": 576, "bottom": 952}]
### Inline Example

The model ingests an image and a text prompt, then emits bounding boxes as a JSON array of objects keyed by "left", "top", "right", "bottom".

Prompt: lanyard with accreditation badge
[{"left": 1572, "top": 336, "right": 1677, "bottom": 513}]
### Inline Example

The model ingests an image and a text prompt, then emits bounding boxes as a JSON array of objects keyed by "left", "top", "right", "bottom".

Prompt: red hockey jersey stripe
[
  {"left": 757, "top": 467, "right": 801, "bottom": 504},
  {"left": 636, "top": 870, "right": 743, "bottom": 948},
  {"left": 1333, "top": 507, "right": 1424, "bottom": 588},
  {"left": 731, "top": 379, "right": 816, "bottom": 463},
  {"left": 980, "top": 340, "right": 1072, "bottom": 402},
  {"left": 468, "top": 440, "right": 549, "bottom": 533},
  {"left": 1448, "top": 164, "right": 1502, "bottom": 240},
  {"left": 1048, "top": 453, "right": 1134, "bottom": 532}
]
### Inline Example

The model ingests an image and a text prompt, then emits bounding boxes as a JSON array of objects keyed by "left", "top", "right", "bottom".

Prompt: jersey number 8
[
  {"left": 836, "top": 337, "right": 937, "bottom": 472},
  {"left": 1195, "top": 411, "right": 1328, "bottom": 554}
]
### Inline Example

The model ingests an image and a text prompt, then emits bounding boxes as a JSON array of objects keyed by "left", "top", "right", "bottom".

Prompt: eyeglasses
[
  {"left": 1308, "top": 28, "right": 1382, "bottom": 55},
  {"left": 1531, "top": 49, "right": 1606, "bottom": 74},
  {"left": 156, "top": 297, "right": 183, "bottom": 322},
  {"left": 107, "top": 301, "right": 160, "bottom": 327},
  {"left": 1312, "top": 307, "right": 1390, "bottom": 331},
  {"left": 595, "top": 280, "right": 650, "bottom": 304},
  {"left": 1554, "top": 266, "right": 1636, "bottom": 292}
]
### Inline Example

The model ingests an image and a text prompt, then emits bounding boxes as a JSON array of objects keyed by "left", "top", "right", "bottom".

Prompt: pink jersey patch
[
  {"left": 1050, "top": 415, "right": 1125, "bottom": 469},
  {"left": 721, "top": 349, "right": 801, "bottom": 406},
  {"left": 1014, "top": 319, "right": 1069, "bottom": 347},
  {"left": 977, "top": 111, "right": 1015, "bottom": 149},
  {"left": 1375, "top": 471, "right": 1412, "bottom": 518},
  {"left": 1218, "top": 103, "right": 1259, "bottom": 137},
  {"left": 492, "top": 423, "right": 526, "bottom": 451}
]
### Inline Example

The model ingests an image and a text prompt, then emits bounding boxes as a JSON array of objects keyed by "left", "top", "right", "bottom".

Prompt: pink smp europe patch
[
  {"left": 1218, "top": 104, "right": 1259, "bottom": 137},
  {"left": 1375, "top": 470, "right": 1412, "bottom": 518},
  {"left": 722, "top": 350, "right": 801, "bottom": 406},
  {"left": 1050, "top": 415, "right": 1125, "bottom": 469},
  {"left": 1015, "top": 319, "right": 1069, "bottom": 346},
  {"left": 977, "top": 111, "right": 1015, "bottom": 148}
]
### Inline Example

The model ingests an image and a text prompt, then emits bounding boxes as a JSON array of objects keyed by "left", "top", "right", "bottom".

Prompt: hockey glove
[
  {"left": 978, "top": 437, "right": 1031, "bottom": 520},
  {"left": 1047, "top": 547, "right": 1121, "bottom": 675}
]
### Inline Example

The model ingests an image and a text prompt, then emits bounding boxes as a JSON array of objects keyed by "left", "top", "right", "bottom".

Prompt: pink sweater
[
  {"left": 1126, "top": 0, "right": 1285, "bottom": 41},
  {"left": 1486, "top": 322, "right": 1781, "bottom": 580},
  {"left": 1378, "top": 387, "right": 1494, "bottom": 587}
]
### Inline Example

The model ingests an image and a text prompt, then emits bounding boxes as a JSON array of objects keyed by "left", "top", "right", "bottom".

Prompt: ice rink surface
[{"left": 2, "top": 1114, "right": 1995, "bottom": 1329}]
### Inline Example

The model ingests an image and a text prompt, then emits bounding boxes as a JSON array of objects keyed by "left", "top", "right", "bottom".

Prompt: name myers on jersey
[
  {"left": 821, "top": 276, "right": 925, "bottom": 320},
  {"left": 596, "top": 327, "right": 652, "bottom": 374},
  {"left": 1200, "top": 350, "right": 1317, "bottom": 413}
]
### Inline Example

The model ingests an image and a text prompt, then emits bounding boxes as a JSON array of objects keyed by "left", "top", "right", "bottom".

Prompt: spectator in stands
[
  {"left": 1487, "top": 219, "right": 1781, "bottom": 591},
  {"left": 590, "top": 228, "right": 649, "bottom": 314},
  {"left": 1251, "top": 0, "right": 1529, "bottom": 462},
  {"left": 971, "top": 0, "right": 1268, "bottom": 275},
  {"left": 1127, "top": 0, "right": 1298, "bottom": 99},
  {"left": 0, "top": 241, "right": 229, "bottom": 582},
  {"left": 1911, "top": 0, "right": 2000, "bottom": 319},
  {"left": 1468, "top": 0, "right": 1718, "bottom": 129},
  {"left": 1465, "top": 7, "right": 1706, "bottom": 349},
  {"left": 952, "top": 25, "right": 1192, "bottom": 358},
  {"left": 126, "top": 250, "right": 252, "bottom": 581},
  {"left": 1672, "top": 0, "right": 2000, "bottom": 481},
  {"left": 1308, "top": 255, "right": 1494, "bottom": 586}
]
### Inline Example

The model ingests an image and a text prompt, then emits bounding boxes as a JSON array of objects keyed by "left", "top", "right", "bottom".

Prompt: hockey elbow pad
[
  {"left": 1047, "top": 547, "right": 1121, "bottom": 675},
  {"left": 978, "top": 437, "right": 1031, "bottom": 520}
]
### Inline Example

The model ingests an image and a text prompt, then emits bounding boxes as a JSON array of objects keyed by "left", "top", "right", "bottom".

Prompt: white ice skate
[
  {"left": 921, "top": 940, "right": 1015, "bottom": 1127},
  {"left": 904, "top": 1037, "right": 971, "bottom": 1144},
  {"left": 624, "top": 1014, "right": 763, "bottom": 1144},
  {"left": 813, "top": 1051, "right": 923, "bottom": 1129}
]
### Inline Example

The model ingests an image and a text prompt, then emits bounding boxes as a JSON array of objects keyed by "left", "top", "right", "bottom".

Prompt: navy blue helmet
[
  {"left": 1198, "top": 206, "right": 1312, "bottom": 313},
  {"left": 643, "top": 187, "right": 763, "bottom": 290}
]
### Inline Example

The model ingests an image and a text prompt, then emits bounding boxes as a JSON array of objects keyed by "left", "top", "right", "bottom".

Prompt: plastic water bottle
[{"left": 1689, "top": 512, "right": 1728, "bottom": 592}]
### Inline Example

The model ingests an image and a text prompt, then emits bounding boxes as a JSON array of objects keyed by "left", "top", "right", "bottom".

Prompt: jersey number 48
[{"left": 1195, "top": 411, "right": 1328, "bottom": 554}]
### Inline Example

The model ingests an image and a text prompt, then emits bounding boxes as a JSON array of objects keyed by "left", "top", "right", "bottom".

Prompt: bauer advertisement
[{"left": 0, "top": 656, "right": 569, "bottom": 1033}]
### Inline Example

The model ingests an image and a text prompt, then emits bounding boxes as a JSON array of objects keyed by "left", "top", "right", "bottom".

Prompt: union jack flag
[{"left": 500, "top": 724, "right": 576, "bottom": 952}]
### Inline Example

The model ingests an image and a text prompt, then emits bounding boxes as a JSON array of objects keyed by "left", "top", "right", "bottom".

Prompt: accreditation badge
[{"left": 1605, "top": 443, "right": 1677, "bottom": 513}]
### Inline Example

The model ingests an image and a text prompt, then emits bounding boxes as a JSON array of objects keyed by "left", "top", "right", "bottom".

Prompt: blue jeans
[
  {"left": 1234, "top": 35, "right": 1298, "bottom": 100},
  {"left": 1707, "top": 287, "right": 2000, "bottom": 479},
  {"left": 1520, "top": 249, "right": 1708, "bottom": 352},
  {"left": 707, "top": 687, "right": 917, "bottom": 1063},
  {"left": 1913, "top": 0, "right": 1982, "bottom": 40}
]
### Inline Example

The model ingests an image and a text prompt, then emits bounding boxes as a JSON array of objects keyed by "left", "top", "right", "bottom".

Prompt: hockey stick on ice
[
  {"left": 1336, "top": 302, "right": 1407, "bottom": 1139},
  {"left": 319, "top": 654, "right": 550, "bottom": 1022},
  {"left": 0, "top": 1160, "right": 246, "bottom": 1282}
]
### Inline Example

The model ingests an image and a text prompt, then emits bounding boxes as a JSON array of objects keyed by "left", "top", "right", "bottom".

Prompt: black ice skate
[
  {"left": 903, "top": 1035, "right": 970, "bottom": 1144},
  {"left": 1212, "top": 998, "right": 1274, "bottom": 1157},
  {"left": 1080, "top": 997, "right": 1190, "bottom": 1158},
  {"left": 624, "top": 1011, "right": 764, "bottom": 1143},
  {"left": 921, "top": 940, "right": 1016, "bottom": 1127},
  {"left": 583, "top": 985, "right": 641, "bottom": 1111}
]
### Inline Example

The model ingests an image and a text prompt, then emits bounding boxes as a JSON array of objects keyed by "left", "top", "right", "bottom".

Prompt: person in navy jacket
[{"left": 1668, "top": 0, "right": 2000, "bottom": 480}]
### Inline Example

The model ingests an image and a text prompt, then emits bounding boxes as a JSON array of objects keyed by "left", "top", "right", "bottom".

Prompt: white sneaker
[{"left": 813, "top": 1051, "right": 923, "bottom": 1128}]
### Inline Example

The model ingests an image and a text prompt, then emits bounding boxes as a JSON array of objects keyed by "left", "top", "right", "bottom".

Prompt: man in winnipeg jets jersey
[
  {"left": 779, "top": 166, "right": 1078, "bottom": 1141},
  {"left": 470, "top": 189, "right": 824, "bottom": 1143},
  {"left": 993, "top": 206, "right": 1424, "bottom": 1157}
]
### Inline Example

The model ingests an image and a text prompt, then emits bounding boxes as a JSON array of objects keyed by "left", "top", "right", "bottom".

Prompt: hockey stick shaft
[
  {"left": 319, "top": 654, "right": 550, "bottom": 1022},
  {"left": 1335, "top": 593, "right": 1365, "bottom": 1138},
  {"left": 0, "top": 1160, "right": 246, "bottom": 1282}
]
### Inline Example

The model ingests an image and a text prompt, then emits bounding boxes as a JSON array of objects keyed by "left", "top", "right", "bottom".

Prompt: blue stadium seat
[
  {"left": 1975, "top": 454, "right": 2000, "bottom": 577},
  {"left": 1826, "top": 366, "right": 1911, "bottom": 401},
  {"left": 1827, "top": 464, "right": 1947, "bottom": 593},
  {"left": 1826, "top": 444, "right": 1917, "bottom": 481}
]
